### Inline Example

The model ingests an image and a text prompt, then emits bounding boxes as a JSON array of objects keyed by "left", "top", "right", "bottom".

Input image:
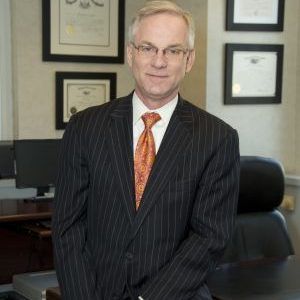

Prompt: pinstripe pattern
[{"left": 52, "top": 93, "right": 240, "bottom": 300}]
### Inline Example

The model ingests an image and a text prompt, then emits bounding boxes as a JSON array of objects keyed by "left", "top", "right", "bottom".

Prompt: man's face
[{"left": 127, "top": 13, "right": 195, "bottom": 108}]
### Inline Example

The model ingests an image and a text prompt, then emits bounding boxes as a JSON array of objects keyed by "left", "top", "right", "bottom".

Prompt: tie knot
[{"left": 142, "top": 112, "right": 161, "bottom": 129}]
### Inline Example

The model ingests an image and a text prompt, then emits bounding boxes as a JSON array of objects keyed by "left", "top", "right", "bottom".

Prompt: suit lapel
[
  {"left": 106, "top": 95, "right": 136, "bottom": 224},
  {"left": 130, "top": 97, "right": 193, "bottom": 240}
]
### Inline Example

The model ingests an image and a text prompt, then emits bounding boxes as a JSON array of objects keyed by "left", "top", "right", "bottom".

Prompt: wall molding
[{"left": 285, "top": 175, "right": 300, "bottom": 187}]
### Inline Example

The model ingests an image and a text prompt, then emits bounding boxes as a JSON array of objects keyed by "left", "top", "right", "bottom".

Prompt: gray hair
[{"left": 128, "top": 1, "right": 195, "bottom": 49}]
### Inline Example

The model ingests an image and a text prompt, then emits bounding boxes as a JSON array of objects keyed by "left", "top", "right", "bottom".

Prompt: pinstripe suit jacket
[{"left": 52, "top": 93, "right": 240, "bottom": 300}]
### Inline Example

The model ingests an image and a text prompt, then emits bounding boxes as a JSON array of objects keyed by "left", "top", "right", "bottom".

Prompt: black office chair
[{"left": 221, "top": 156, "right": 294, "bottom": 264}]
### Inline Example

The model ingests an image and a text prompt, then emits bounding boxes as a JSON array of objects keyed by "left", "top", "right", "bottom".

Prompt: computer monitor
[
  {"left": 0, "top": 141, "right": 15, "bottom": 179},
  {"left": 14, "top": 139, "right": 61, "bottom": 197}
]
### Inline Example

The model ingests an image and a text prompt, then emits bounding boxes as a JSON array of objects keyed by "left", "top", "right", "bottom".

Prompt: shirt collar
[{"left": 132, "top": 92, "right": 178, "bottom": 126}]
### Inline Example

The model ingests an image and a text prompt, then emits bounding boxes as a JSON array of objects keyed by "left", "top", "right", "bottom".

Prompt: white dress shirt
[{"left": 132, "top": 92, "right": 178, "bottom": 155}]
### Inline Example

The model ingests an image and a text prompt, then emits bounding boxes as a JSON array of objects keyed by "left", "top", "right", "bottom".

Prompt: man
[{"left": 52, "top": 1, "right": 240, "bottom": 299}]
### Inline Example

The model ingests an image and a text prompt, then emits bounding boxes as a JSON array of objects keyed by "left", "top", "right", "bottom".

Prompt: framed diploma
[
  {"left": 56, "top": 72, "right": 116, "bottom": 129},
  {"left": 226, "top": 0, "right": 285, "bottom": 31},
  {"left": 224, "top": 44, "right": 284, "bottom": 104},
  {"left": 42, "top": 0, "right": 125, "bottom": 63}
]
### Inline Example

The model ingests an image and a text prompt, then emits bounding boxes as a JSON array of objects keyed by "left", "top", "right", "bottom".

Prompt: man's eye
[
  {"left": 167, "top": 48, "right": 181, "bottom": 55},
  {"left": 141, "top": 46, "right": 155, "bottom": 53}
]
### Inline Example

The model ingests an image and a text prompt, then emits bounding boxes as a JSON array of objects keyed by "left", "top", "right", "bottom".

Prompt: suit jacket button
[
  {"left": 112, "top": 292, "right": 122, "bottom": 300},
  {"left": 125, "top": 252, "right": 133, "bottom": 260}
]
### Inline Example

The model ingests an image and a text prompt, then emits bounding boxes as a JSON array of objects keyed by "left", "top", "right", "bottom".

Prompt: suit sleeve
[
  {"left": 52, "top": 115, "right": 96, "bottom": 300},
  {"left": 140, "top": 129, "right": 240, "bottom": 300}
]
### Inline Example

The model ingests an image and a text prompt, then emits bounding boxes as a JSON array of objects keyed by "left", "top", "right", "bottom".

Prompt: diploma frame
[
  {"left": 56, "top": 72, "right": 116, "bottom": 129},
  {"left": 42, "top": 0, "right": 125, "bottom": 63},
  {"left": 226, "top": 0, "right": 285, "bottom": 31},
  {"left": 224, "top": 43, "right": 284, "bottom": 105}
]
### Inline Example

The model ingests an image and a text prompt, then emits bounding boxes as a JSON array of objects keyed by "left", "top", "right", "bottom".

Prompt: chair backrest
[
  {"left": 238, "top": 156, "right": 285, "bottom": 213},
  {"left": 221, "top": 156, "right": 294, "bottom": 264}
]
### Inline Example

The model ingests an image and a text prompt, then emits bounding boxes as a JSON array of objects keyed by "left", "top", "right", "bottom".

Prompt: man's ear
[
  {"left": 185, "top": 49, "right": 195, "bottom": 73},
  {"left": 127, "top": 44, "right": 133, "bottom": 68}
]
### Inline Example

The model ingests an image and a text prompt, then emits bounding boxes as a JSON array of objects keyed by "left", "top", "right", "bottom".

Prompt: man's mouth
[{"left": 146, "top": 73, "right": 168, "bottom": 78}]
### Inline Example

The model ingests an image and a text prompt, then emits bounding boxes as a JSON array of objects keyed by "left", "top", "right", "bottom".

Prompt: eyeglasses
[{"left": 131, "top": 43, "right": 189, "bottom": 60}]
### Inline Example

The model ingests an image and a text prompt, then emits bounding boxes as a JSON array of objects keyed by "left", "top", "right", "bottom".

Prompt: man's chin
[
  {"left": 148, "top": 94, "right": 172, "bottom": 102},
  {"left": 140, "top": 93, "right": 177, "bottom": 109},
  {"left": 145, "top": 89, "right": 177, "bottom": 101},
  {"left": 135, "top": 86, "right": 178, "bottom": 105}
]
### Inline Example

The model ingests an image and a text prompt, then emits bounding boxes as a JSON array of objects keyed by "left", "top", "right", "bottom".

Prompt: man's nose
[{"left": 151, "top": 50, "right": 168, "bottom": 68}]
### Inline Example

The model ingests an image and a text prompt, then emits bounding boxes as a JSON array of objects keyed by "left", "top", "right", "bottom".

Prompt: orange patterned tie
[{"left": 134, "top": 112, "right": 161, "bottom": 209}]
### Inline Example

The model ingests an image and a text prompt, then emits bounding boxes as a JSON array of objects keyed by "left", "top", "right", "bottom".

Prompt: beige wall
[
  {"left": 0, "top": 0, "right": 13, "bottom": 139},
  {"left": 11, "top": 0, "right": 133, "bottom": 139},
  {"left": 288, "top": 5, "right": 300, "bottom": 254},
  {"left": 206, "top": 0, "right": 300, "bottom": 174},
  {"left": 10, "top": 0, "right": 206, "bottom": 139},
  {"left": 205, "top": 0, "right": 300, "bottom": 254},
  {"left": 296, "top": 4, "right": 300, "bottom": 173},
  {"left": 8, "top": 1, "right": 300, "bottom": 171},
  {"left": 6, "top": 0, "right": 300, "bottom": 254}
]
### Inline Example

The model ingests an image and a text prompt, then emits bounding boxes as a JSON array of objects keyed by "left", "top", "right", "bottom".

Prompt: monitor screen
[
  {"left": 0, "top": 141, "right": 15, "bottom": 179},
  {"left": 14, "top": 139, "right": 61, "bottom": 196}
]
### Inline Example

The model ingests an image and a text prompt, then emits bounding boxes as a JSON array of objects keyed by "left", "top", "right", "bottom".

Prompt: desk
[
  {"left": 207, "top": 256, "right": 300, "bottom": 300},
  {"left": 0, "top": 198, "right": 52, "bottom": 222},
  {"left": 0, "top": 199, "right": 53, "bottom": 284},
  {"left": 46, "top": 287, "right": 61, "bottom": 300}
]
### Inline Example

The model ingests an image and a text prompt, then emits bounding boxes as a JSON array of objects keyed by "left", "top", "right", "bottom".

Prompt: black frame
[
  {"left": 42, "top": 0, "right": 125, "bottom": 63},
  {"left": 56, "top": 72, "right": 116, "bottom": 129},
  {"left": 224, "top": 43, "right": 284, "bottom": 105},
  {"left": 226, "top": 0, "right": 285, "bottom": 31}
]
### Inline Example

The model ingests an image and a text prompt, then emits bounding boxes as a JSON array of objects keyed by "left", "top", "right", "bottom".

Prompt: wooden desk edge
[
  {"left": 0, "top": 212, "right": 52, "bottom": 223},
  {"left": 21, "top": 224, "right": 52, "bottom": 238},
  {"left": 46, "top": 287, "right": 61, "bottom": 300}
]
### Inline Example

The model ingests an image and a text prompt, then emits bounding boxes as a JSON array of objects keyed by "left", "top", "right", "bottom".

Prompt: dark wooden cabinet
[
  {"left": 0, "top": 225, "right": 54, "bottom": 284},
  {"left": 0, "top": 199, "right": 53, "bottom": 284}
]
